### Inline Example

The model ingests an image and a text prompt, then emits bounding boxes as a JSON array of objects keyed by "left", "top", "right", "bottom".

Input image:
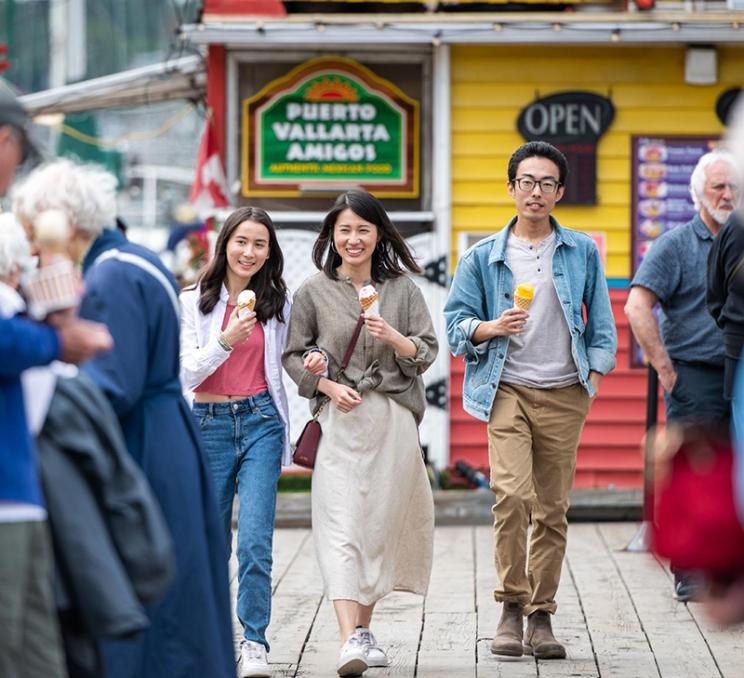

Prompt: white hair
[
  {"left": 0, "top": 212, "right": 34, "bottom": 278},
  {"left": 12, "top": 158, "right": 118, "bottom": 238},
  {"left": 689, "top": 149, "right": 740, "bottom": 211}
]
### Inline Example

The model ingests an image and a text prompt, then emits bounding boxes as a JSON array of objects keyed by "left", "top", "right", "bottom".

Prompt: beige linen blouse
[{"left": 282, "top": 271, "right": 438, "bottom": 423}]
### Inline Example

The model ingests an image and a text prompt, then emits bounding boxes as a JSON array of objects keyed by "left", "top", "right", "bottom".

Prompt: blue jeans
[{"left": 192, "top": 391, "right": 284, "bottom": 650}]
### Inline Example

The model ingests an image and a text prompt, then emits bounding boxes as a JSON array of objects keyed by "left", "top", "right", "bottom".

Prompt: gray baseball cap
[{"left": 0, "top": 85, "right": 40, "bottom": 163}]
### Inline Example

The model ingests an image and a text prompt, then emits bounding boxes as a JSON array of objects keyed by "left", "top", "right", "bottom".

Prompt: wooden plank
[
  {"left": 566, "top": 523, "right": 660, "bottom": 677},
  {"left": 294, "top": 596, "right": 345, "bottom": 677},
  {"left": 271, "top": 527, "right": 310, "bottom": 592},
  {"left": 426, "top": 526, "right": 476, "bottom": 614},
  {"left": 685, "top": 603, "right": 744, "bottom": 678},
  {"left": 417, "top": 527, "right": 477, "bottom": 675},
  {"left": 538, "top": 562, "right": 599, "bottom": 678},
  {"left": 575, "top": 523, "right": 744, "bottom": 678},
  {"left": 474, "top": 525, "right": 538, "bottom": 678},
  {"left": 418, "top": 611, "right": 477, "bottom": 677},
  {"left": 266, "top": 529, "right": 324, "bottom": 669},
  {"left": 367, "top": 592, "right": 423, "bottom": 677},
  {"left": 598, "top": 523, "right": 721, "bottom": 678}
]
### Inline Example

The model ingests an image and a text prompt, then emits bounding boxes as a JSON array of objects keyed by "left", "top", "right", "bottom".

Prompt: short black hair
[{"left": 508, "top": 141, "right": 568, "bottom": 186}]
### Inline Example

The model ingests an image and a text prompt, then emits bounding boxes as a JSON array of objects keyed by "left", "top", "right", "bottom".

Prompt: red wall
[
  {"left": 449, "top": 289, "right": 657, "bottom": 489},
  {"left": 203, "top": 0, "right": 286, "bottom": 16}
]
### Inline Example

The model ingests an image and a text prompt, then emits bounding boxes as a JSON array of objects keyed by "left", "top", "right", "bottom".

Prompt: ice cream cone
[
  {"left": 513, "top": 283, "right": 535, "bottom": 311},
  {"left": 359, "top": 285, "right": 379, "bottom": 316},
  {"left": 237, "top": 289, "right": 256, "bottom": 318}
]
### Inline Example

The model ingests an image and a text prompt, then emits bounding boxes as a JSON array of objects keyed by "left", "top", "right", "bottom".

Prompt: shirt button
[{"left": 504, "top": 293, "right": 510, "bottom": 299}]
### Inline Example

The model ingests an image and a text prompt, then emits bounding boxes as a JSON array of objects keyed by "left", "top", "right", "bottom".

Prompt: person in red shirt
[{"left": 180, "top": 207, "right": 311, "bottom": 678}]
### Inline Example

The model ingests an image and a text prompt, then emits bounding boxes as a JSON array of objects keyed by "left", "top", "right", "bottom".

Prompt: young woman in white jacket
[{"left": 180, "top": 206, "right": 295, "bottom": 678}]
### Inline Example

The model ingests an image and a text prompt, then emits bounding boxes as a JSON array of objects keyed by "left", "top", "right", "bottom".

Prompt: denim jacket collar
[{"left": 489, "top": 216, "right": 576, "bottom": 265}]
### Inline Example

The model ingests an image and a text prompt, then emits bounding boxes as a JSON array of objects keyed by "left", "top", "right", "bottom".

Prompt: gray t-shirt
[
  {"left": 631, "top": 214, "right": 723, "bottom": 367},
  {"left": 500, "top": 231, "right": 579, "bottom": 389}
]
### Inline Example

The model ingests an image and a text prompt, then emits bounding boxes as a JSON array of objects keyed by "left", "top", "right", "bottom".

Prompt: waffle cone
[
  {"left": 360, "top": 293, "right": 379, "bottom": 312},
  {"left": 514, "top": 296, "right": 532, "bottom": 311}
]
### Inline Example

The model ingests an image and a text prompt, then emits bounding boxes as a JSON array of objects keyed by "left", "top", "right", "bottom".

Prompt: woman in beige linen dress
[{"left": 282, "top": 190, "right": 437, "bottom": 677}]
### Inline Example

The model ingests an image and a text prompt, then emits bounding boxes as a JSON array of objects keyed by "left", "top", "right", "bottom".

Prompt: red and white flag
[{"left": 190, "top": 115, "right": 231, "bottom": 220}]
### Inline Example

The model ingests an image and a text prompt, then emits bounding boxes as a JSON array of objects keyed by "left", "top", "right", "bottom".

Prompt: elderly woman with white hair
[
  {"left": 0, "top": 212, "right": 69, "bottom": 678},
  {"left": 13, "top": 159, "right": 235, "bottom": 678}
]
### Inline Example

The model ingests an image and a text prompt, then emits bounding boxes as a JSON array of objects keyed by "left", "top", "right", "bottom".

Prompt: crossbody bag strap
[
  {"left": 340, "top": 313, "right": 365, "bottom": 371},
  {"left": 313, "top": 313, "right": 365, "bottom": 419}
]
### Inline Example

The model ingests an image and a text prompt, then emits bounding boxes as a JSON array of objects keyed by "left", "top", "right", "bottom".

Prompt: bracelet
[{"left": 217, "top": 333, "right": 233, "bottom": 352}]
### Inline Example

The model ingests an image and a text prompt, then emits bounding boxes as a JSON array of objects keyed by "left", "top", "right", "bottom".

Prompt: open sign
[{"left": 517, "top": 91, "right": 614, "bottom": 144}]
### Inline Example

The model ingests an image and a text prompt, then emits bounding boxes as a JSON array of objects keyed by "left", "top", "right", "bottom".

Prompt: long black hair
[
  {"left": 312, "top": 190, "right": 422, "bottom": 281},
  {"left": 196, "top": 207, "right": 288, "bottom": 323}
]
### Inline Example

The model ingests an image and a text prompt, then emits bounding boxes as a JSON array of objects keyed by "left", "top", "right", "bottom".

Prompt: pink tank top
[{"left": 194, "top": 303, "right": 268, "bottom": 397}]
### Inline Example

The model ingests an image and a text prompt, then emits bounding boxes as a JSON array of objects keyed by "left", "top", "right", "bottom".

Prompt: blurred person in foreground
[
  {"left": 626, "top": 149, "right": 741, "bottom": 601},
  {"left": 705, "top": 96, "right": 744, "bottom": 625},
  {"left": 0, "top": 90, "right": 112, "bottom": 678},
  {"left": 13, "top": 159, "right": 235, "bottom": 678}
]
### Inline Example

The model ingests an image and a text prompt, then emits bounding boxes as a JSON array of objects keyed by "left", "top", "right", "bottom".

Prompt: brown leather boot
[
  {"left": 523, "top": 610, "right": 566, "bottom": 659},
  {"left": 490, "top": 601, "right": 524, "bottom": 656}
]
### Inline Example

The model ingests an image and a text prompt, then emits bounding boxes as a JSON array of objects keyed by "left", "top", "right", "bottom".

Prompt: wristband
[{"left": 218, "top": 333, "right": 233, "bottom": 352}]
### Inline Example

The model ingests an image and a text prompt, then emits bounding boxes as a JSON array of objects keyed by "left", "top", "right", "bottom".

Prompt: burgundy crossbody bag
[{"left": 292, "top": 313, "right": 365, "bottom": 469}]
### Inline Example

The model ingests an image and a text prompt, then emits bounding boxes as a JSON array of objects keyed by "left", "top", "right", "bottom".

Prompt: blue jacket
[
  {"left": 444, "top": 217, "right": 617, "bottom": 422},
  {"left": 80, "top": 228, "right": 235, "bottom": 678},
  {"left": 0, "top": 316, "right": 60, "bottom": 505}
]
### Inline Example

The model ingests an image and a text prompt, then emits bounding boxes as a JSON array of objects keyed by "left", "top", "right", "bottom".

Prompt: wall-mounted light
[{"left": 685, "top": 46, "right": 717, "bottom": 85}]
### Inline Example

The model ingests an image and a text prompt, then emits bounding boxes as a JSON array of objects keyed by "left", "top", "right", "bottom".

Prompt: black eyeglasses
[{"left": 513, "top": 176, "right": 561, "bottom": 195}]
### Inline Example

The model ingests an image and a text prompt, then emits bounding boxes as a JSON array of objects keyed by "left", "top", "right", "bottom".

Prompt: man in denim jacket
[{"left": 445, "top": 142, "right": 616, "bottom": 660}]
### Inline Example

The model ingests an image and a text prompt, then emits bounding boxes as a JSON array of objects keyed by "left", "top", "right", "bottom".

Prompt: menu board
[{"left": 630, "top": 135, "right": 718, "bottom": 367}]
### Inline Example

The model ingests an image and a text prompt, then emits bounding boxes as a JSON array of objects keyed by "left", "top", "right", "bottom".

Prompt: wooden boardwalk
[{"left": 229, "top": 522, "right": 744, "bottom": 677}]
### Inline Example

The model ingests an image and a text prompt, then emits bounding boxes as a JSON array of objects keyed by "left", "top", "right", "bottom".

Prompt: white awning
[
  {"left": 19, "top": 55, "right": 206, "bottom": 116},
  {"left": 181, "top": 12, "right": 744, "bottom": 46}
]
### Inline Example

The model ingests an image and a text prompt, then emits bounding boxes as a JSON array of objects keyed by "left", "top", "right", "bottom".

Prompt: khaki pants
[
  {"left": 487, "top": 382, "right": 591, "bottom": 616},
  {"left": 0, "top": 521, "right": 67, "bottom": 678}
]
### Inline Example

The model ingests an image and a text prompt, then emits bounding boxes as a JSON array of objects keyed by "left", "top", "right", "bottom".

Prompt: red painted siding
[
  {"left": 449, "top": 289, "right": 657, "bottom": 489},
  {"left": 204, "top": 0, "right": 286, "bottom": 16}
]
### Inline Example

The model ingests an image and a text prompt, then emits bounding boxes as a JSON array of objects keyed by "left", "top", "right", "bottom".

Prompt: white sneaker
[
  {"left": 357, "top": 628, "right": 389, "bottom": 668},
  {"left": 337, "top": 633, "right": 369, "bottom": 676},
  {"left": 238, "top": 640, "right": 271, "bottom": 678}
]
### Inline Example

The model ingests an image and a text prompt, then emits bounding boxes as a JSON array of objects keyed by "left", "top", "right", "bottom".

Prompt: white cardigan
[{"left": 180, "top": 284, "right": 292, "bottom": 466}]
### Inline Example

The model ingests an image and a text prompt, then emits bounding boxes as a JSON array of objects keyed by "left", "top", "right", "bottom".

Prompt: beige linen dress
[{"left": 283, "top": 272, "right": 437, "bottom": 604}]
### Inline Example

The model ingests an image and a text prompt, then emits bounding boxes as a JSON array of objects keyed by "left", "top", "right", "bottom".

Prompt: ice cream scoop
[
  {"left": 237, "top": 289, "right": 256, "bottom": 319},
  {"left": 359, "top": 284, "right": 379, "bottom": 316},
  {"left": 513, "top": 283, "right": 535, "bottom": 310}
]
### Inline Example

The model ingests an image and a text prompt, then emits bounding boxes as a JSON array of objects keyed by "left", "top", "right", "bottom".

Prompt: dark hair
[
  {"left": 507, "top": 141, "right": 568, "bottom": 186},
  {"left": 195, "top": 207, "right": 288, "bottom": 323},
  {"left": 312, "top": 190, "right": 422, "bottom": 282}
]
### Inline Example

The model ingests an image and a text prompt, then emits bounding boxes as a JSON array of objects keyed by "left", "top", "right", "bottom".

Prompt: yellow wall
[{"left": 451, "top": 45, "right": 742, "bottom": 279}]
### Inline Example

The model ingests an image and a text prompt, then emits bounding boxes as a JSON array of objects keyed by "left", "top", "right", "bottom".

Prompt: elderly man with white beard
[{"left": 625, "top": 149, "right": 741, "bottom": 602}]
